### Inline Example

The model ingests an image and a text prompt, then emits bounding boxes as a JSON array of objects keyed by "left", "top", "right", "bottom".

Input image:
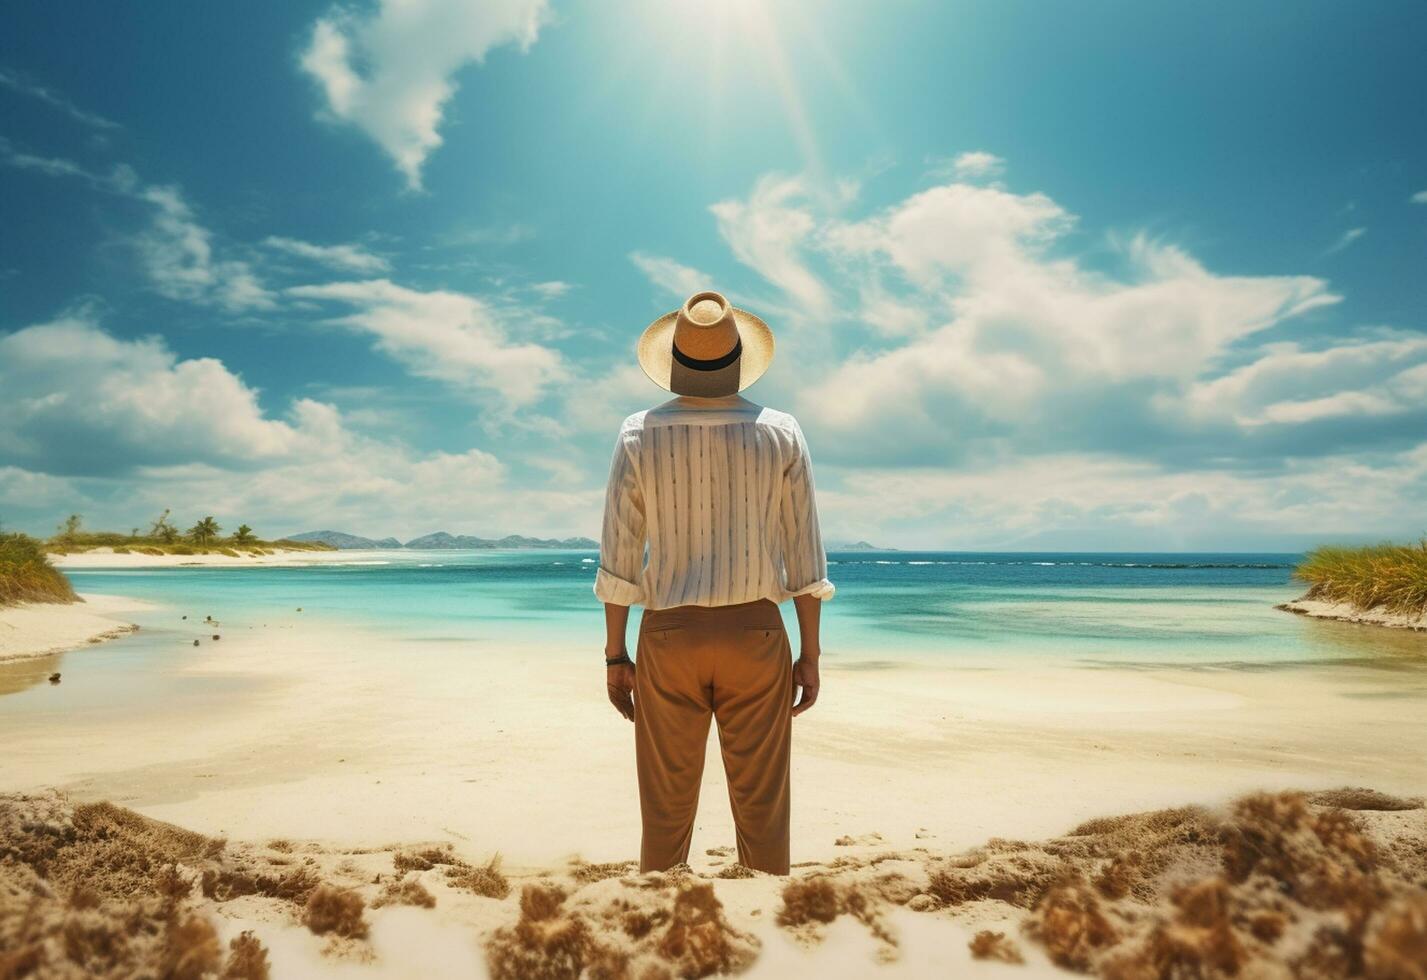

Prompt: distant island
[
  {"left": 38, "top": 511, "right": 335, "bottom": 559},
  {"left": 289, "top": 530, "right": 599, "bottom": 550},
  {"left": 291, "top": 530, "right": 893, "bottom": 551}
]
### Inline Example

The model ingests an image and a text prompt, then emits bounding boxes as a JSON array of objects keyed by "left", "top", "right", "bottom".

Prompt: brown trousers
[{"left": 634, "top": 598, "right": 792, "bottom": 875}]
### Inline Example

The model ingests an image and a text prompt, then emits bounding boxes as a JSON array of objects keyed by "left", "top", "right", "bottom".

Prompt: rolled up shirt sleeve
[
  {"left": 778, "top": 419, "right": 835, "bottom": 601},
  {"left": 593, "top": 430, "right": 646, "bottom": 606}
]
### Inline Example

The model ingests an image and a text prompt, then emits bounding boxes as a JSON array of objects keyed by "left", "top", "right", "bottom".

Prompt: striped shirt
[{"left": 594, "top": 393, "right": 835, "bottom": 610}]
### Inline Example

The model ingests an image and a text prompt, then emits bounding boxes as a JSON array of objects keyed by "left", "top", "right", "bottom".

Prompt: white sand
[
  {"left": 5, "top": 614, "right": 1424, "bottom": 869},
  {"left": 1279, "top": 596, "right": 1427, "bottom": 632},
  {"left": 5, "top": 603, "right": 1425, "bottom": 975},
  {"left": 51, "top": 546, "right": 390, "bottom": 568},
  {"left": 0, "top": 592, "right": 148, "bottom": 663}
]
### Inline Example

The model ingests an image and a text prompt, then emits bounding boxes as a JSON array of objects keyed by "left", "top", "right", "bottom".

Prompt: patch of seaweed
[
  {"left": 968, "top": 929, "right": 1024, "bottom": 963},
  {"left": 776, "top": 874, "right": 897, "bottom": 951},
  {"left": 1015, "top": 790, "right": 1427, "bottom": 978},
  {"left": 447, "top": 855, "right": 511, "bottom": 899},
  {"left": 570, "top": 859, "right": 638, "bottom": 885},
  {"left": 1307, "top": 788, "right": 1422, "bottom": 812},
  {"left": 485, "top": 879, "right": 757, "bottom": 980},
  {"left": 303, "top": 885, "right": 368, "bottom": 939},
  {"left": 372, "top": 876, "right": 436, "bottom": 909}
]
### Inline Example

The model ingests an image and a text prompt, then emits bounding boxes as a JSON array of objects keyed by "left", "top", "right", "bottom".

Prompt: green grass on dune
[
  {"left": 44, "top": 532, "right": 335, "bottom": 556},
  {"left": 0, "top": 532, "right": 78, "bottom": 606},
  {"left": 1295, "top": 539, "right": 1427, "bottom": 616}
]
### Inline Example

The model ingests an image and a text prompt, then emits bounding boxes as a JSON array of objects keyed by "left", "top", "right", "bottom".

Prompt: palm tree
[
  {"left": 234, "top": 524, "right": 255, "bottom": 545},
  {"left": 149, "top": 509, "right": 179, "bottom": 543},
  {"left": 56, "top": 514, "right": 83, "bottom": 543},
  {"left": 188, "top": 516, "right": 221, "bottom": 545}
]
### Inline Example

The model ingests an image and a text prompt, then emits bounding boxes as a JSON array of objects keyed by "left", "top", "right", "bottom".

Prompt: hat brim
[{"left": 635, "top": 306, "right": 775, "bottom": 394}]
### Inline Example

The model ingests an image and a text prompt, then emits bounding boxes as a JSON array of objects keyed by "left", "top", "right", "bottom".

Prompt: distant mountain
[
  {"left": 826, "top": 540, "right": 895, "bottom": 551},
  {"left": 288, "top": 530, "right": 403, "bottom": 549},
  {"left": 290, "top": 529, "right": 599, "bottom": 550},
  {"left": 293, "top": 528, "right": 866, "bottom": 552},
  {"left": 403, "top": 532, "right": 598, "bottom": 550}
]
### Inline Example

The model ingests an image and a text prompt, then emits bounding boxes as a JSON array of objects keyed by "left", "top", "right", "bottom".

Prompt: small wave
[{"left": 581, "top": 558, "right": 596, "bottom": 564}]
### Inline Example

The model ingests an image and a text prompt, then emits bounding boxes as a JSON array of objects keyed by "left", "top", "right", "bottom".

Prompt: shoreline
[
  {"left": 1277, "top": 595, "right": 1427, "bottom": 633},
  {"left": 0, "top": 592, "right": 148, "bottom": 663},
  {"left": 50, "top": 546, "right": 370, "bottom": 569}
]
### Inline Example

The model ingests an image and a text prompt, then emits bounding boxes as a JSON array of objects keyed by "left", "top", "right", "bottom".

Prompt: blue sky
[{"left": 2, "top": 0, "right": 1425, "bottom": 549}]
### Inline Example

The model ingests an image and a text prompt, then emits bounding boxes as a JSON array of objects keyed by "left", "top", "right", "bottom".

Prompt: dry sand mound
[{"left": 3, "top": 787, "right": 1424, "bottom": 978}]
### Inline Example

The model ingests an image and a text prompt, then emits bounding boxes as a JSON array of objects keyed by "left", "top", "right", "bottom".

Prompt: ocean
[
  {"left": 7, "top": 549, "right": 1424, "bottom": 721},
  {"left": 42, "top": 549, "right": 1424, "bottom": 673}
]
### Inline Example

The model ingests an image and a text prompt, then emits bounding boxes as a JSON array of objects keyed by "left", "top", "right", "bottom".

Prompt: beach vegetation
[
  {"left": 188, "top": 516, "right": 222, "bottom": 545},
  {"left": 1294, "top": 539, "right": 1427, "bottom": 615},
  {"left": 0, "top": 531, "right": 78, "bottom": 606},
  {"left": 373, "top": 877, "right": 437, "bottom": 909},
  {"left": 56, "top": 513, "right": 83, "bottom": 543},
  {"left": 303, "top": 885, "right": 369, "bottom": 939},
  {"left": 34, "top": 515, "right": 336, "bottom": 557},
  {"left": 446, "top": 854, "right": 512, "bottom": 899},
  {"left": 150, "top": 508, "right": 180, "bottom": 543}
]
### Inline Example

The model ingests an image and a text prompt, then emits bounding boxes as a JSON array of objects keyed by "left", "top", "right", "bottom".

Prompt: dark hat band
[{"left": 672, "top": 336, "right": 742, "bottom": 372}]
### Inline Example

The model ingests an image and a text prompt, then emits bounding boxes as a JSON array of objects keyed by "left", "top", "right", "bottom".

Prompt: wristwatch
[{"left": 605, "top": 653, "right": 634, "bottom": 667}]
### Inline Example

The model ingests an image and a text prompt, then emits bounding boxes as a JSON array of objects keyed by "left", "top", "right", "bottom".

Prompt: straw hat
[{"left": 636, "top": 290, "right": 775, "bottom": 396}]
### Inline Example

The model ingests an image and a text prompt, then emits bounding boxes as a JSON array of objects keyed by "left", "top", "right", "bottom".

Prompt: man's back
[{"left": 595, "top": 392, "right": 834, "bottom": 611}]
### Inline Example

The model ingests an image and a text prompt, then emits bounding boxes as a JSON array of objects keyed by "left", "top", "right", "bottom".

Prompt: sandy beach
[
  {"left": 0, "top": 592, "right": 147, "bottom": 664},
  {"left": 4, "top": 581, "right": 1426, "bottom": 976},
  {"left": 1279, "top": 596, "right": 1427, "bottom": 633},
  {"left": 50, "top": 547, "right": 374, "bottom": 569}
]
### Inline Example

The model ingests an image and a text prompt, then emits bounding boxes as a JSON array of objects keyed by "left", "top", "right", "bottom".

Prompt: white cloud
[
  {"left": 300, "top": 0, "right": 550, "bottom": 189},
  {"left": 263, "top": 235, "right": 390, "bottom": 274},
  {"left": 0, "top": 312, "right": 319, "bottom": 475},
  {"left": 0, "top": 141, "right": 270, "bottom": 312},
  {"left": 629, "top": 251, "right": 711, "bottom": 299},
  {"left": 136, "top": 186, "right": 274, "bottom": 311},
  {"left": 0, "top": 68, "right": 119, "bottom": 131},
  {"left": 698, "top": 173, "right": 1349, "bottom": 465},
  {"left": 0, "top": 313, "right": 591, "bottom": 540},
  {"left": 817, "top": 445, "right": 1427, "bottom": 550},
  {"left": 710, "top": 174, "right": 832, "bottom": 316},
  {"left": 1411, "top": 190, "right": 1427, "bottom": 205},
  {"left": 1323, "top": 226, "right": 1366, "bottom": 255},
  {"left": 928, "top": 150, "right": 1005, "bottom": 181},
  {"left": 288, "top": 279, "right": 567, "bottom": 405},
  {"left": 1179, "top": 333, "right": 1427, "bottom": 428},
  {"left": 530, "top": 280, "right": 572, "bottom": 299}
]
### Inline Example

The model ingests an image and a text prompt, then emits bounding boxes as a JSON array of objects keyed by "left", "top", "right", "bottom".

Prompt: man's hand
[
  {"left": 792, "top": 656, "right": 820, "bottom": 717},
  {"left": 607, "top": 661, "right": 635, "bottom": 722}
]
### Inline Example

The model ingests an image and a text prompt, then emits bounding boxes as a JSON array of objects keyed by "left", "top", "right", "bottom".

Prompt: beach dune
[{"left": 3, "top": 785, "right": 1424, "bottom": 978}]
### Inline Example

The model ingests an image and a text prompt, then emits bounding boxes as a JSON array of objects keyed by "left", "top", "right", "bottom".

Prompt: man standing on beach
[{"left": 594, "top": 290, "right": 835, "bottom": 876}]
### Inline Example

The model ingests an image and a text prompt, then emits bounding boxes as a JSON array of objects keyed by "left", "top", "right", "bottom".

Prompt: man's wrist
[{"left": 799, "top": 647, "right": 821, "bottom": 662}]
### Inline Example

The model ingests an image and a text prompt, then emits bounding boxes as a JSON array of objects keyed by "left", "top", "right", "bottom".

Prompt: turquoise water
[
  {"left": 48, "top": 549, "right": 1426, "bottom": 669},
  {"left": 5, "top": 549, "right": 1426, "bottom": 717}
]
